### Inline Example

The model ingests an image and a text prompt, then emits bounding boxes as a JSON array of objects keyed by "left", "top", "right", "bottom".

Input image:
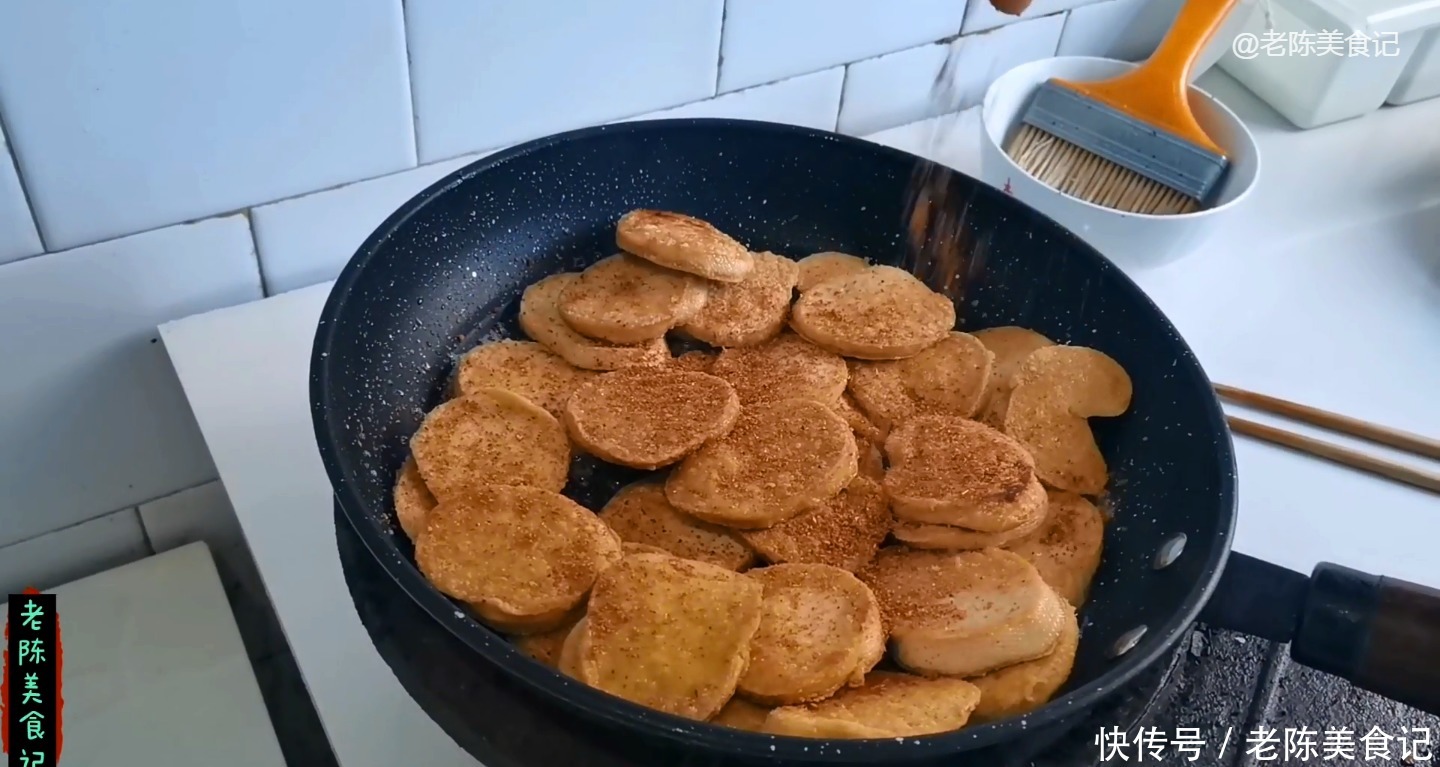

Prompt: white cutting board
[{"left": 1, "top": 542, "right": 287, "bottom": 767}]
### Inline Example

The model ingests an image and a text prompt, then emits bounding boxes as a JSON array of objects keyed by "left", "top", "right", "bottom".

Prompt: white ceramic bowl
[{"left": 979, "top": 56, "right": 1260, "bottom": 271}]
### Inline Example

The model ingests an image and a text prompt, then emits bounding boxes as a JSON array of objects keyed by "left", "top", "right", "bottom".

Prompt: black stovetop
[{"left": 336, "top": 508, "right": 1439, "bottom": 767}]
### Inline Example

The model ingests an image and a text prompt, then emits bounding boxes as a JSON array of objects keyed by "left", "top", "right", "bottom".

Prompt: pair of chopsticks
[{"left": 1215, "top": 384, "right": 1440, "bottom": 495}]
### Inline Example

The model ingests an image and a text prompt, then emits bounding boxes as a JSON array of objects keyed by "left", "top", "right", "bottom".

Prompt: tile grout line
[
  {"left": 398, "top": 0, "right": 423, "bottom": 166},
  {"left": 243, "top": 209, "right": 273, "bottom": 297},
  {"left": 713, "top": 0, "right": 728, "bottom": 95},
  {"left": 131, "top": 506, "right": 158, "bottom": 556},
  {"left": 0, "top": 102, "right": 51, "bottom": 253},
  {"left": 4, "top": 477, "right": 228, "bottom": 556},
  {"left": 0, "top": 506, "right": 152, "bottom": 554}
]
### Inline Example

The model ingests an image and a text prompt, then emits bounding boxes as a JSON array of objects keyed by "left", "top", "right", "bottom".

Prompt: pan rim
[{"left": 309, "top": 117, "right": 1238, "bottom": 762}]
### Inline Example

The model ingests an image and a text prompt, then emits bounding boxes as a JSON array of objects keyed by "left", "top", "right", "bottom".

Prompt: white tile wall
[
  {"left": 0, "top": 0, "right": 1146, "bottom": 605},
  {"left": 0, "top": 509, "right": 151, "bottom": 595},
  {"left": 963, "top": 0, "right": 1101, "bottom": 34},
  {"left": 252, "top": 152, "right": 494, "bottom": 295},
  {"left": 633, "top": 68, "right": 847, "bottom": 130},
  {"left": 0, "top": 0, "right": 415, "bottom": 251},
  {"left": 1058, "top": 0, "right": 1179, "bottom": 61},
  {"left": 718, "top": 0, "right": 970, "bottom": 92},
  {"left": 0, "top": 124, "right": 41, "bottom": 264},
  {"left": 0, "top": 215, "right": 262, "bottom": 548},
  {"left": 866, "top": 106, "right": 987, "bottom": 175},
  {"left": 406, "top": 0, "right": 725, "bottom": 163},
  {"left": 839, "top": 14, "right": 1065, "bottom": 136}
]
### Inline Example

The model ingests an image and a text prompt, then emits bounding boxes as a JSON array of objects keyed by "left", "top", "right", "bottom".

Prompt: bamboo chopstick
[
  {"left": 1225, "top": 416, "right": 1440, "bottom": 495},
  {"left": 1215, "top": 383, "right": 1440, "bottom": 460},
  {"left": 1214, "top": 384, "right": 1440, "bottom": 496}
]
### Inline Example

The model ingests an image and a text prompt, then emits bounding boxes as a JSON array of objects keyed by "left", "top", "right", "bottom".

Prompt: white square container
[{"left": 1217, "top": 0, "right": 1440, "bottom": 128}]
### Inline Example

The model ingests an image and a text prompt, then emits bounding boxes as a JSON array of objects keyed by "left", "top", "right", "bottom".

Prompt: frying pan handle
[{"left": 1291, "top": 562, "right": 1440, "bottom": 716}]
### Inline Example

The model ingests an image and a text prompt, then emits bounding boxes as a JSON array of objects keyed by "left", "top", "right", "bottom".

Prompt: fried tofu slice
[
  {"left": 709, "top": 333, "right": 848, "bottom": 406},
  {"left": 392, "top": 456, "right": 436, "bottom": 541},
  {"left": 680, "top": 251, "right": 800, "bottom": 347},
  {"left": 600, "top": 480, "right": 755, "bottom": 571},
  {"left": 558, "top": 253, "right": 708, "bottom": 343},
  {"left": 890, "top": 504, "right": 1046, "bottom": 550},
  {"left": 831, "top": 391, "right": 886, "bottom": 443},
  {"left": 514, "top": 613, "right": 581, "bottom": 669},
  {"left": 883, "top": 415, "right": 1046, "bottom": 532},
  {"left": 518, "top": 273, "right": 671, "bottom": 371},
  {"left": 410, "top": 389, "right": 570, "bottom": 503},
  {"left": 861, "top": 548, "right": 1069, "bottom": 677},
  {"left": 1003, "top": 345, "right": 1132, "bottom": 495},
  {"left": 969, "top": 597, "right": 1080, "bottom": 722},
  {"left": 796, "top": 251, "right": 870, "bottom": 292},
  {"left": 564, "top": 553, "right": 764, "bottom": 720},
  {"left": 454, "top": 339, "right": 598, "bottom": 417},
  {"left": 972, "top": 327, "right": 1055, "bottom": 428},
  {"left": 740, "top": 476, "right": 891, "bottom": 573},
  {"left": 621, "top": 541, "right": 672, "bottom": 557},
  {"left": 737, "top": 564, "right": 885, "bottom": 705},
  {"left": 564, "top": 367, "right": 740, "bottom": 470},
  {"left": 764, "top": 672, "right": 981, "bottom": 738},
  {"left": 616, "top": 209, "right": 754, "bottom": 283},
  {"left": 415, "top": 485, "right": 622, "bottom": 633},
  {"left": 847, "top": 331, "right": 993, "bottom": 431},
  {"left": 790, "top": 265, "right": 955, "bottom": 360},
  {"left": 1005, "top": 491, "right": 1106, "bottom": 606},
  {"left": 711, "top": 698, "right": 774, "bottom": 732},
  {"left": 666, "top": 399, "right": 857, "bottom": 529}
]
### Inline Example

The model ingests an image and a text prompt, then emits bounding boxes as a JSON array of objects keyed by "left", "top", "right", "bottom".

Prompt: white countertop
[
  {"left": 160, "top": 69, "right": 1440, "bottom": 767},
  {"left": 1, "top": 543, "right": 288, "bottom": 767}
]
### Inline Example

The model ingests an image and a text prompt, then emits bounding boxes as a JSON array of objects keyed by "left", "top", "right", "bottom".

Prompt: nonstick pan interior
[{"left": 310, "top": 118, "right": 1237, "bottom": 763}]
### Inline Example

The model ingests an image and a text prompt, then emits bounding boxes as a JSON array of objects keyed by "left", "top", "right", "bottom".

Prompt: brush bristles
[{"left": 1006, "top": 124, "right": 1200, "bottom": 216}]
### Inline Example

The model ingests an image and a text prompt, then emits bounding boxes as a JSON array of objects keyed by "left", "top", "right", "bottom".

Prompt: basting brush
[{"left": 1005, "top": 0, "right": 1237, "bottom": 215}]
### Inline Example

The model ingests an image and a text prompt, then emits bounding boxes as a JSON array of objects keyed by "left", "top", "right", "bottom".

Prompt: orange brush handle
[{"left": 1053, "top": 0, "right": 1236, "bottom": 157}]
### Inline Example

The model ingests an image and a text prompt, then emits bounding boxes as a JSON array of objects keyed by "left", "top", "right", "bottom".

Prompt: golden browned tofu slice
[
  {"left": 764, "top": 671, "right": 981, "bottom": 738},
  {"left": 453, "top": 339, "right": 598, "bottom": 417},
  {"left": 847, "top": 331, "right": 993, "bottom": 431},
  {"left": 666, "top": 398, "right": 857, "bottom": 529},
  {"left": 790, "top": 266, "right": 955, "bottom": 360},
  {"left": 600, "top": 480, "right": 755, "bottom": 571},
  {"left": 861, "top": 548, "right": 1068, "bottom": 677},
  {"left": 883, "top": 415, "right": 1046, "bottom": 533},
  {"left": 679, "top": 251, "right": 799, "bottom": 347},
  {"left": 737, "top": 563, "right": 884, "bottom": 705},
  {"left": 1006, "top": 490, "right": 1105, "bottom": 606},
  {"left": 409, "top": 388, "right": 570, "bottom": 503},
  {"left": 564, "top": 367, "right": 740, "bottom": 470},
  {"left": 558, "top": 253, "right": 708, "bottom": 344},
  {"left": 1003, "top": 345, "right": 1132, "bottom": 495},
  {"left": 565, "top": 552, "right": 764, "bottom": 720},
  {"left": 740, "top": 476, "right": 891, "bottom": 573},
  {"left": 969, "top": 597, "right": 1079, "bottom": 722},
  {"left": 710, "top": 697, "right": 774, "bottom": 732},
  {"left": 616, "top": 209, "right": 754, "bottom": 283},
  {"left": 415, "top": 485, "right": 622, "bottom": 633},
  {"left": 971, "top": 326, "right": 1054, "bottom": 429}
]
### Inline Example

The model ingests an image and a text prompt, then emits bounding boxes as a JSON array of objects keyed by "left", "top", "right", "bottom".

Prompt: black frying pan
[{"left": 309, "top": 118, "right": 1440, "bottom": 765}]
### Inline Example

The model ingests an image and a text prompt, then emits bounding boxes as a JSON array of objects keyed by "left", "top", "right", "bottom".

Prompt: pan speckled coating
[{"left": 309, "top": 118, "right": 1236, "bottom": 765}]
